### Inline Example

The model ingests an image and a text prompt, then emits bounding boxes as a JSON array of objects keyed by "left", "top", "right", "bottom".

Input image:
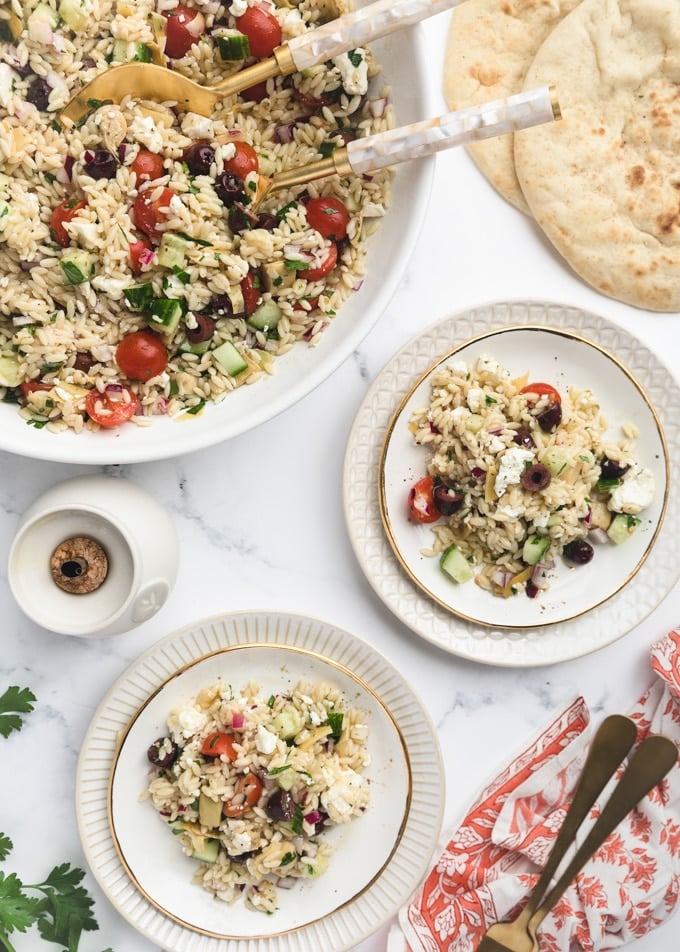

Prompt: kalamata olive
[
  {"left": 228, "top": 204, "right": 252, "bottom": 234},
  {"left": 599, "top": 456, "right": 630, "bottom": 481},
  {"left": 73, "top": 351, "right": 95, "bottom": 372},
  {"left": 256, "top": 213, "right": 279, "bottom": 231},
  {"left": 209, "top": 294, "right": 234, "bottom": 318},
  {"left": 186, "top": 313, "right": 215, "bottom": 344},
  {"left": 536, "top": 401, "right": 562, "bottom": 432},
  {"left": 433, "top": 484, "right": 464, "bottom": 516},
  {"left": 513, "top": 428, "right": 535, "bottom": 449},
  {"left": 520, "top": 463, "right": 552, "bottom": 492},
  {"left": 184, "top": 142, "right": 216, "bottom": 176},
  {"left": 26, "top": 77, "right": 51, "bottom": 111},
  {"left": 265, "top": 788, "right": 296, "bottom": 822},
  {"left": 84, "top": 149, "right": 118, "bottom": 180},
  {"left": 147, "top": 736, "right": 181, "bottom": 768},
  {"left": 562, "top": 539, "right": 594, "bottom": 565},
  {"left": 215, "top": 171, "right": 245, "bottom": 206},
  {"left": 525, "top": 580, "right": 539, "bottom": 599}
]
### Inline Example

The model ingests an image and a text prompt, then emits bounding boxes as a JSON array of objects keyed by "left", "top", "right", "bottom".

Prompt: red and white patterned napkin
[{"left": 398, "top": 629, "right": 680, "bottom": 951}]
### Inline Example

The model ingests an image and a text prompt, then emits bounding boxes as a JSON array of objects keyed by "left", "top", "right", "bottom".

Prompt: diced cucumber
[
  {"left": 588, "top": 499, "right": 612, "bottom": 531},
  {"left": 272, "top": 708, "right": 304, "bottom": 740},
  {"left": 522, "top": 534, "right": 551, "bottom": 566},
  {"left": 134, "top": 43, "right": 152, "bottom": 62},
  {"left": 111, "top": 39, "right": 131, "bottom": 62},
  {"left": 29, "top": 3, "right": 60, "bottom": 31},
  {"left": 179, "top": 338, "right": 211, "bottom": 356},
  {"left": 247, "top": 300, "right": 282, "bottom": 332},
  {"left": 198, "top": 791, "right": 223, "bottom": 829},
  {"left": 0, "top": 10, "right": 22, "bottom": 42},
  {"left": 439, "top": 544, "right": 474, "bottom": 584},
  {"left": 58, "top": 0, "right": 89, "bottom": 32},
  {"left": 271, "top": 765, "right": 296, "bottom": 791},
  {"left": 212, "top": 339, "right": 248, "bottom": 377},
  {"left": 0, "top": 201, "right": 9, "bottom": 235},
  {"left": 147, "top": 297, "right": 183, "bottom": 335},
  {"left": 540, "top": 446, "right": 568, "bottom": 477},
  {"left": 464, "top": 413, "right": 484, "bottom": 433},
  {"left": 158, "top": 232, "right": 188, "bottom": 269},
  {"left": 0, "top": 355, "right": 23, "bottom": 388},
  {"left": 123, "top": 282, "right": 154, "bottom": 310},
  {"left": 607, "top": 512, "right": 640, "bottom": 544},
  {"left": 171, "top": 822, "right": 219, "bottom": 863},
  {"left": 216, "top": 30, "right": 251, "bottom": 61},
  {"left": 0, "top": 173, "right": 10, "bottom": 200},
  {"left": 59, "top": 249, "right": 94, "bottom": 285}
]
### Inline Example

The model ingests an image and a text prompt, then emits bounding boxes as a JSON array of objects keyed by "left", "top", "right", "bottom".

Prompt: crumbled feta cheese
[
  {"left": 498, "top": 505, "right": 523, "bottom": 519},
  {"left": 494, "top": 447, "right": 534, "bottom": 497},
  {"left": 168, "top": 194, "right": 184, "bottom": 214},
  {"left": 231, "top": 831, "right": 252, "bottom": 853},
  {"left": 219, "top": 142, "right": 236, "bottom": 163},
  {"left": 228, "top": 0, "right": 248, "bottom": 15},
  {"left": 466, "top": 387, "right": 486, "bottom": 412},
  {"left": 181, "top": 112, "right": 214, "bottom": 141},
  {"left": 320, "top": 768, "right": 368, "bottom": 822},
  {"left": 91, "top": 275, "right": 130, "bottom": 300},
  {"left": 0, "top": 64, "right": 16, "bottom": 108},
  {"left": 450, "top": 360, "right": 468, "bottom": 374},
  {"left": 361, "top": 202, "right": 385, "bottom": 219},
  {"left": 608, "top": 466, "right": 655, "bottom": 514},
  {"left": 255, "top": 724, "right": 277, "bottom": 755},
  {"left": 64, "top": 220, "right": 99, "bottom": 249},
  {"left": 170, "top": 705, "right": 207, "bottom": 737},
  {"left": 485, "top": 435, "right": 505, "bottom": 454},
  {"left": 532, "top": 510, "right": 551, "bottom": 528},
  {"left": 309, "top": 710, "right": 321, "bottom": 727},
  {"left": 332, "top": 49, "right": 369, "bottom": 96},
  {"left": 476, "top": 354, "right": 508, "bottom": 377},
  {"left": 185, "top": 311, "right": 198, "bottom": 330},
  {"left": 451, "top": 406, "right": 470, "bottom": 422},
  {"left": 129, "top": 115, "right": 164, "bottom": 152}
]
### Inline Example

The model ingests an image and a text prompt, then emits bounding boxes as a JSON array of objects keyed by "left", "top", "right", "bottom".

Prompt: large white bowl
[{"left": 1, "top": 18, "right": 434, "bottom": 465}]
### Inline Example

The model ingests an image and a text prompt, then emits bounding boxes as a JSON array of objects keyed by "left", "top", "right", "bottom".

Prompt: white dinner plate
[
  {"left": 379, "top": 325, "right": 668, "bottom": 629},
  {"left": 76, "top": 611, "right": 444, "bottom": 951},
  {"left": 343, "top": 300, "right": 680, "bottom": 666}
]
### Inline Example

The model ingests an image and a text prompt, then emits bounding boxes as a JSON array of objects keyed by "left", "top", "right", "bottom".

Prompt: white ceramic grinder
[{"left": 8, "top": 475, "right": 179, "bottom": 637}]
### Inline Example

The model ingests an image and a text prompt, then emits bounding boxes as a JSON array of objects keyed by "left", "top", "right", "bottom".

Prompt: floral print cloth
[{"left": 399, "top": 629, "right": 680, "bottom": 951}]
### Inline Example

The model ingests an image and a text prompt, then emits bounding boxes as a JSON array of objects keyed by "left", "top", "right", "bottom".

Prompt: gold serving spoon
[
  {"left": 58, "top": 0, "right": 465, "bottom": 124},
  {"left": 478, "top": 726, "right": 678, "bottom": 952},
  {"left": 0, "top": 4, "right": 21, "bottom": 42},
  {"left": 252, "top": 86, "right": 561, "bottom": 208}
]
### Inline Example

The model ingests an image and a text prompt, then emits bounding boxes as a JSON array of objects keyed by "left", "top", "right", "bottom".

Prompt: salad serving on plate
[{"left": 405, "top": 352, "right": 656, "bottom": 602}]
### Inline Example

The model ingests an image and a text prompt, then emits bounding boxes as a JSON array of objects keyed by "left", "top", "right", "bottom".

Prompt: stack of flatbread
[{"left": 444, "top": 0, "right": 680, "bottom": 312}]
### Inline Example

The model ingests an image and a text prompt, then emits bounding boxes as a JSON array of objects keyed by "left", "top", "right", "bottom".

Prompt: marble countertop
[{"left": 2, "top": 9, "right": 679, "bottom": 952}]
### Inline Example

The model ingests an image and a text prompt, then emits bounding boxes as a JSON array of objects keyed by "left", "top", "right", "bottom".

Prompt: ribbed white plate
[
  {"left": 76, "top": 611, "right": 444, "bottom": 951},
  {"left": 343, "top": 300, "right": 680, "bottom": 666}
]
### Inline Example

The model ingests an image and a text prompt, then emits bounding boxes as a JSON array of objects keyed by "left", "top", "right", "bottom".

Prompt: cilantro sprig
[{"left": 0, "top": 687, "right": 36, "bottom": 739}]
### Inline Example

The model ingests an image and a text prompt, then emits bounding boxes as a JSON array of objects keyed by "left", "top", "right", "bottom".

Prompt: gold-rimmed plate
[
  {"left": 378, "top": 324, "right": 668, "bottom": 630},
  {"left": 343, "top": 301, "right": 680, "bottom": 665},
  {"left": 76, "top": 611, "right": 444, "bottom": 951}
]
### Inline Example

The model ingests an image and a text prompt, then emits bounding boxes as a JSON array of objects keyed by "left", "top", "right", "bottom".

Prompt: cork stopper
[{"left": 50, "top": 536, "right": 109, "bottom": 594}]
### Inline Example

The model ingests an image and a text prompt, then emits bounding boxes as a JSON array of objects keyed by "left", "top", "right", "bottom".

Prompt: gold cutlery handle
[
  {"left": 529, "top": 734, "right": 678, "bottom": 932},
  {"left": 519, "top": 714, "right": 637, "bottom": 923}
]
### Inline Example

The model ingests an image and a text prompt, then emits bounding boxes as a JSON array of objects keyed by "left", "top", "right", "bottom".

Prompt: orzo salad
[
  {"left": 0, "top": 0, "right": 392, "bottom": 433},
  {"left": 407, "top": 354, "right": 655, "bottom": 600},
  {"left": 144, "top": 677, "right": 370, "bottom": 912}
]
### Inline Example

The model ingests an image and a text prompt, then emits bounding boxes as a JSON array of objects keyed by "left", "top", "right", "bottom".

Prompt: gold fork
[{"left": 478, "top": 726, "right": 678, "bottom": 952}]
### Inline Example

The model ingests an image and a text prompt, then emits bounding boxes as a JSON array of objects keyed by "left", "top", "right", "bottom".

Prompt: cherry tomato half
[
  {"left": 519, "top": 382, "right": 562, "bottom": 403},
  {"left": 129, "top": 234, "right": 154, "bottom": 274},
  {"left": 116, "top": 331, "right": 168, "bottom": 381},
  {"left": 235, "top": 7, "right": 282, "bottom": 59},
  {"left": 129, "top": 149, "right": 165, "bottom": 183},
  {"left": 132, "top": 186, "right": 175, "bottom": 238},
  {"left": 222, "top": 773, "right": 263, "bottom": 818},
  {"left": 298, "top": 242, "right": 338, "bottom": 281},
  {"left": 241, "top": 271, "right": 262, "bottom": 316},
  {"left": 201, "top": 731, "right": 238, "bottom": 760},
  {"left": 408, "top": 475, "right": 439, "bottom": 524},
  {"left": 50, "top": 198, "right": 87, "bottom": 247},
  {"left": 20, "top": 381, "right": 53, "bottom": 398},
  {"left": 223, "top": 141, "right": 259, "bottom": 180},
  {"left": 305, "top": 196, "right": 349, "bottom": 241},
  {"left": 85, "top": 385, "right": 139, "bottom": 428},
  {"left": 163, "top": 4, "right": 206, "bottom": 58}
]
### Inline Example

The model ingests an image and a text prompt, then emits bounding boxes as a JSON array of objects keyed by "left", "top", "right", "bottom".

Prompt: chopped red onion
[
  {"left": 277, "top": 877, "right": 297, "bottom": 889},
  {"left": 303, "top": 809, "right": 322, "bottom": 825},
  {"left": 368, "top": 97, "right": 387, "bottom": 118},
  {"left": 84, "top": 149, "right": 95, "bottom": 164},
  {"left": 274, "top": 122, "right": 296, "bottom": 144},
  {"left": 12, "top": 313, "right": 35, "bottom": 325},
  {"left": 231, "top": 711, "right": 245, "bottom": 729},
  {"left": 530, "top": 563, "right": 551, "bottom": 590},
  {"left": 185, "top": 11, "right": 206, "bottom": 37},
  {"left": 588, "top": 527, "right": 610, "bottom": 544},
  {"left": 138, "top": 247, "right": 156, "bottom": 267}
]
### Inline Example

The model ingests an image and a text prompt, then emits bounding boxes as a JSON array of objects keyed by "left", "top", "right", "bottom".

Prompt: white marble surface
[{"left": 2, "top": 9, "right": 680, "bottom": 951}]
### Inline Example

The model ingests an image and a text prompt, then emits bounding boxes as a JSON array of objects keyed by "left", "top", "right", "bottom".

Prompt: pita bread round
[
  {"left": 443, "top": 0, "right": 580, "bottom": 212},
  {"left": 514, "top": 0, "right": 680, "bottom": 311}
]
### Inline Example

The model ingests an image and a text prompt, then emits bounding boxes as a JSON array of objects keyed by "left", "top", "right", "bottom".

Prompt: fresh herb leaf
[
  {"left": 290, "top": 804, "right": 303, "bottom": 835},
  {"left": 327, "top": 711, "right": 343, "bottom": 741},
  {"left": 268, "top": 765, "right": 290, "bottom": 776},
  {"left": 347, "top": 49, "right": 363, "bottom": 67},
  {"left": 284, "top": 259, "right": 309, "bottom": 271},
  {"left": 26, "top": 418, "right": 49, "bottom": 429},
  {"left": 276, "top": 201, "right": 297, "bottom": 221},
  {"left": 0, "top": 870, "right": 40, "bottom": 934},
  {"left": 171, "top": 265, "right": 191, "bottom": 284},
  {"left": 185, "top": 399, "right": 206, "bottom": 416},
  {"left": 176, "top": 231, "right": 213, "bottom": 247},
  {"left": 32, "top": 863, "right": 99, "bottom": 948},
  {"left": 267, "top": 694, "right": 275, "bottom": 708},
  {"left": 0, "top": 686, "right": 36, "bottom": 739},
  {"left": 0, "top": 834, "right": 12, "bottom": 862},
  {"left": 279, "top": 852, "right": 296, "bottom": 866}
]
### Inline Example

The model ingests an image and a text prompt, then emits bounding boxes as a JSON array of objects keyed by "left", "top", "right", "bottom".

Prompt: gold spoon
[
  {"left": 252, "top": 86, "right": 561, "bottom": 208},
  {"left": 478, "top": 730, "right": 678, "bottom": 952},
  {"left": 58, "top": 0, "right": 465, "bottom": 124},
  {"left": 0, "top": 5, "right": 21, "bottom": 42}
]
